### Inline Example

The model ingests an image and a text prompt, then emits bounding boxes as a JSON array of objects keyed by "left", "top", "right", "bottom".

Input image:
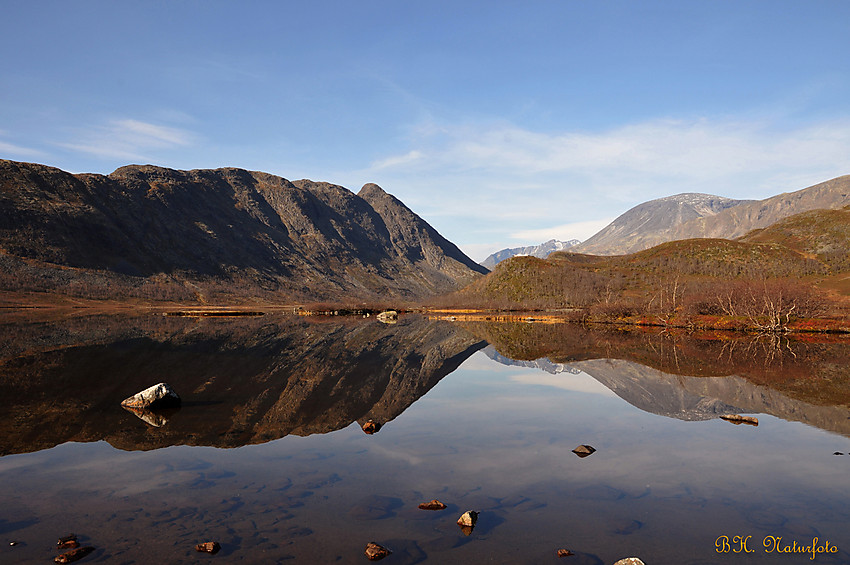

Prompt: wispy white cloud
[
  {"left": 510, "top": 372, "right": 616, "bottom": 396},
  {"left": 511, "top": 218, "right": 616, "bottom": 243},
  {"left": 0, "top": 139, "right": 46, "bottom": 159},
  {"left": 371, "top": 149, "right": 423, "bottom": 170},
  {"left": 368, "top": 117, "right": 850, "bottom": 198},
  {"left": 354, "top": 115, "right": 850, "bottom": 255},
  {"left": 59, "top": 118, "right": 194, "bottom": 162}
]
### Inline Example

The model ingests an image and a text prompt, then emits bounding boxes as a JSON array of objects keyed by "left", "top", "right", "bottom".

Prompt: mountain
[
  {"left": 573, "top": 176, "right": 850, "bottom": 256},
  {"left": 669, "top": 175, "right": 850, "bottom": 243},
  {"left": 0, "top": 160, "right": 487, "bottom": 303},
  {"left": 572, "top": 193, "right": 752, "bottom": 255},
  {"left": 480, "top": 238, "right": 580, "bottom": 269}
]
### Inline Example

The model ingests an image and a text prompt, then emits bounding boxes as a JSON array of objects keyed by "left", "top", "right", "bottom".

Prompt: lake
[{"left": 1, "top": 312, "right": 849, "bottom": 564}]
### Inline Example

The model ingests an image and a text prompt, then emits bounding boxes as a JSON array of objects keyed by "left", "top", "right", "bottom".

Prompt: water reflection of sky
[{"left": 3, "top": 350, "right": 850, "bottom": 564}]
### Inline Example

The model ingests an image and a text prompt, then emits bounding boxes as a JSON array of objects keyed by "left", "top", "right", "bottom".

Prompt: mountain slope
[
  {"left": 0, "top": 160, "right": 486, "bottom": 302},
  {"left": 670, "top": 175, "right": 850, "bottom": 243},
  {"left": 573, "top": 193, "right": 752, "bottom": 256},
  {"left": 574, "top": 176, "right": 850, "bottom": 256},
  {"left": 480, "top": 239, "right": 580, "bottom": 269}
]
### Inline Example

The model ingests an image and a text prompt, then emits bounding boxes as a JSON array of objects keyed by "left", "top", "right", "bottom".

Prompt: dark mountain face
[{"left": 0, "top": 160, "right": 486, "bottom": 302}]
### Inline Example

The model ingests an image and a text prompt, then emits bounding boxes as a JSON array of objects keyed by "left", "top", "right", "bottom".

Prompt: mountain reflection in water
[
  {"left": 2, "top": 313, "right": 850, "bottom": 563},
  {"left": 3, "top": 313, "right": 850, "bottom": 454},
  {"left": 0, "top": 313, "right": 484, "bottom": 455}
]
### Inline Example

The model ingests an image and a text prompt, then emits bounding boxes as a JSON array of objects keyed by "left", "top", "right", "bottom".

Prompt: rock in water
[
  {"left": 57, "top": 534, "right": 79, "bottom": 550},
  {"left": 120, "top": 383, "right": 181, "bottom": 409},
  {"left": 720, "top": 414, "right": 759, "bottom": 426},
  {"left": 418, "top": 499, "right": 447, "bottom": 510},
  {"left": 613, "top": 559, "right": 645, "bottom": 565},
  {"left": 376, "top": 310, "right": 398, "bottom": 324},
  {"left": 54, "top": 546, "right": 95, "bottom": 563},
  {"left": 362, "top": 420, "right": 382, "bottom": 434},
  {"left": 556, "top": 548, "right": 574, "bottom": 557},
  {"left": 572, "top": 444, "right": 596, "bottom": 458},
  {"left": 364, "top": 542, "right": 391, "bottom": 561},
  {"left": 457, "top": 510, "right": 478, "bottom": 527},
  {"left": 195, "top": 541, "right": 221, "bottom": 554}
]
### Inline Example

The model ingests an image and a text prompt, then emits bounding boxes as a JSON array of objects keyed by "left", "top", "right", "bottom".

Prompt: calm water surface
[{"left": 1, "top": 313, "right": 849, "bottom": 564}]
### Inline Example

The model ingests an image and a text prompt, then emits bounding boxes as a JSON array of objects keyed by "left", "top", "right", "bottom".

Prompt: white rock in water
[
  {"left": 457, "top": 510, "right": 478, "bottom": 527},
  {"left": 376, "top": 310, "right": 398, "bottom": 324},
  {"left": 121, "top": 382, "right": 181, "bottom": 409},
  {"left": 613, "top": 558, "right": 646, "bottom": 565}
]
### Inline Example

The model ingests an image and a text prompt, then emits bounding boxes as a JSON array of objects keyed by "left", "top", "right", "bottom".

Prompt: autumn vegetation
[{"left": 430, "top": 206, "right": 850, "bottom": 333}]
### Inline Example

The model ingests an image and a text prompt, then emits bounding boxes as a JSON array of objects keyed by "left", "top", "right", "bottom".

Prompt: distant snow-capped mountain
[{"left": 481, "top": 238, "right": 581, "bottom": 269}]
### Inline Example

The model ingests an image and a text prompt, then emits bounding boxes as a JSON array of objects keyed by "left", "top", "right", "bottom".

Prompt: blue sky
[{"left": 2, "top": 1, "right": 850, "bottom": 260}]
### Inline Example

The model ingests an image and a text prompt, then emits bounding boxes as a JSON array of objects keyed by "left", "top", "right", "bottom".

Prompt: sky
[{"left": 2, "top": 1, "right": 850, "bottom": 261}]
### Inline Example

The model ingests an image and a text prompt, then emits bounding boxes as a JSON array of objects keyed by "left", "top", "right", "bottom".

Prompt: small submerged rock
[
  {"left": 364, "top": 542, "right": 392, "bottom": 561},
  {"left": 556, "top": 548, "right": 574, "bottom": 557},
  {"left": 720, "top": 414, "right": 759, "bottom": 426},
  {"left": 376, "top": 310, "right": 398, "bottom": 324},
  {"left": 457, "top": 509, "right": 478, "bottom": 534},
  {"left": 195, "top": 541, "right": 221, "bottom": 554},
  {"left": 418, "top": 499, "right": 447, "bottom": 511},
  {"left": 57, "top": 534, "right": 79, "bottom": 550},
  {"left": 572, "top": 444, "right": 596, "bottom": 458},
  {"left": 54, "top": 546, "right": 95, "bottom": 564},
  {"left": 121, "top": 383, "right": 181, "bottom": 410},
  {"left": 362, "top": 420, "right": 382, "bottom": 434},
  {"left": 834, "top": 452, "right": 845, "bottom": 456}
]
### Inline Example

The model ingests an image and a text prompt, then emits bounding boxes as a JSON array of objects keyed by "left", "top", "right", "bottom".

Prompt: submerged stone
[
  {"left": 120, "top": 383, "right": 181, "bottom": 410},
  {"left": 457, "top": 510, "right": 478, "bottom": 527},
  {"left": 54, "top": 546, "right": 95, "bottom": 563},
  {"left": 572, "top": 444, "right": 596, "bottom": 458},
  {"left": 556, "top": 548, "right": 574, "bottom": 557},
  {"left": 364, "top": 542, "right": 391, "bottom": 561},
  {"left": 720, "top": 414, "right": 759, "bottom": 426},
  {"left": 195, "top": 541, "right": 221, "bottom": 554},
  {"left": 418, "top": 499, "right": 447, "bottom": 510},
  {"left": 376, "top": 310, "right": 398, "bottom": 324},
  {"left": 362, "top": 420, "right": 382, "bottom": 434}
]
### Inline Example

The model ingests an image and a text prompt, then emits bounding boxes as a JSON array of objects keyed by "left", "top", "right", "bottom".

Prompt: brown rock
[
  {"left": 54, "top": 546, "right": 95, "bottom": 563},
  {"left": 57, "top": 534, "right": 77, "bottom": 547},
  {"left": 572, "top": 444, "right": 596, "bottom": 458},
  {"left": 58, "top": 539, "right": 80, "bottom": 550},
  {"left": 195, "top": 541, "right": 221, "bottom": 554},
  {"left": 418, "top": 499, "right": 447, "bottom": 510},
  {"left": 362, "top": 420, "right": 382, "bottom": 434},
  {"left": 613, "top": 558, "right": 645, "bottom": 565},
  {"left": 365, "top": 542, "right": 391, "bottom": 561},
  {"left": 721, "top": 414, "right": 759, "bottom": 426},
  {"left": 557, "top": 548, "right": 574, "bottom": 557}
]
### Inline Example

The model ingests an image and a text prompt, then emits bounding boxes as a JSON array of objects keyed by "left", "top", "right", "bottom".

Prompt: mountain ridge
[
  {"left": 573, "top": 176, "right": 850, "bottom": 256},
  {"left": 481, "top": 238, "right": 580, "bottom": 269},
  {"left": 0, "top": 159, "right": 487, "bottom": 303},
  {"left": 573, "top": 193, "right": 752, "bottom": 255}
]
